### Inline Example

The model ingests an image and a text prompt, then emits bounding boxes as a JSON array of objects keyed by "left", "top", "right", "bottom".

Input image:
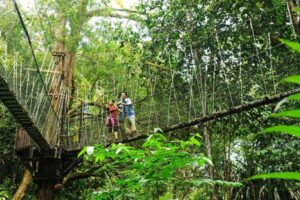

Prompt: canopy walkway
[
  {"left": 1, "top": 0, "right": 300, "bottom": 183},
  {"left": 0, "top": 69, "right": 51, "bottom": 150}
]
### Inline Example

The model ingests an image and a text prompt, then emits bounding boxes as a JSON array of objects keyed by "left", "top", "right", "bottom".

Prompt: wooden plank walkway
[{"left": 0, "top": 76, "right": 50, "bottom": 150}]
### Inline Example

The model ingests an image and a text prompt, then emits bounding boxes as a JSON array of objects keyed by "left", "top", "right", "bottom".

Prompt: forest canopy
[{"left": 0, "top": 0, "right": 300, "bottom": 199}]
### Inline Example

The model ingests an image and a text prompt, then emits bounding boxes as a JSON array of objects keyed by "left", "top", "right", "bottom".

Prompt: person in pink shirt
[{"left": 106, "top": 100, "right": 120, "bottom": 142}]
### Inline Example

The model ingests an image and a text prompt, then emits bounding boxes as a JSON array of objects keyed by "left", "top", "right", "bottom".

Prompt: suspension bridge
[{"left": 0, "top": 0, "right": 300, "bottom": 183}]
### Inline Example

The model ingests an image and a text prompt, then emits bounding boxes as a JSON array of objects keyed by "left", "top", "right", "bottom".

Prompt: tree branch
[
  {"left": 164, "top": 88, "right": 300, "bottom": 132},
  {"left": 54, "top": 165, "right": 104, "bottom": 190},
  {"left": 12, "top": 170, "right": 32, "bottom": 200},
  {"left": 87, "top": 8, "right": 141, "bottom": 21}
]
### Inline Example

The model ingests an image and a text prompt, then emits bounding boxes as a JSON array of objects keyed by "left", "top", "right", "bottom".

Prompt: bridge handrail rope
[
  {"left": 58, "top": 37, "right": 291, "bottom": 107},
  {"left": 63, "top": 57, "right": 298, "bottom": 148},
  {"left": 62, "top": 47, "right": 296, "bottom": 108},
  {"left": 47, "top": 51, "right": 296, "bottom": 110},
  {"left": 11, "top": 0, "right": 60, "bottom": 121},
  {"left": 137, "top": 46, "right": 297, "bottom": 105},
  {"left": 127, "top": 50, "right": 299, "bottom": 141},
  {"left": 60, "top": 60, "right": 298, "bottom": 127}
]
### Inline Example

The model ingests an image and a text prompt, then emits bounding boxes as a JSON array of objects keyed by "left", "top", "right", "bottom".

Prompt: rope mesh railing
[
  {"left": 60, "top": 60, "right": 299, "bottom": 150},
  {"left": 60, "top": 29, "right": 300, "bottom": 149}
]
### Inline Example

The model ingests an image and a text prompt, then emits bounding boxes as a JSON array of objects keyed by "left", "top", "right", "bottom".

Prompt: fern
[
  {"left": 247, "top": 81, "right": 300, "bottom": 180},
  {"left": 247, "top": 39, "right": 300, "bottom": 181}
]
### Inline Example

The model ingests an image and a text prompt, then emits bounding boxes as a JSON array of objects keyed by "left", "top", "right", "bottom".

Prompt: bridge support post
[
  {"left": 37, "top": 181, "right": 54, "bottom": 200},
  {"left": 15, "top": 144, "right": 81, "bottom": 199}
]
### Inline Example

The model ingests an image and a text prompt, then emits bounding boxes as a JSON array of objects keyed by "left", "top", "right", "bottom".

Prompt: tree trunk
[
  {"left": 12, "top": 170, "right": 32, "bottom": 200},
  {"left": 203, "top": 123, "right": 217, "bottom": 200},
  {"left": 64, "top": 51, "right": 76, "bottom": 87},
  {"left": 223, "top": 122, "right": 232, "bottom": 200},
  {"left": 37, "top": 181, "right": 54, "bottom": 200},
  {"left": 288, "top": 0, "right": 300, "bottom": 35}
]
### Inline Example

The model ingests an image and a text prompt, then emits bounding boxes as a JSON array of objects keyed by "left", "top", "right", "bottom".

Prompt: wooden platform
[{"left": 15, "top": 144, "right": 81, "bottom": 183}]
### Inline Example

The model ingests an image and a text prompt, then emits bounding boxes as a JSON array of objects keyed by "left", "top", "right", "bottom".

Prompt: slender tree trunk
[
  {"left": 288, "top": 0, "right": 300, "bottom": 35},
  {"left": 12, "top": 170, "right": 32, "bottom": 200},
  {"left": 192, "top": 46, "right": 217, "bottom": 200},
  {"left": 223, "top": 121, "right": 232, "bottom": 200},
  {"left": 203, "top": 123, "right": 217, "bottom": 200},
  {"left": 172, "top": 185, "right": 177, "bottom": 199}
]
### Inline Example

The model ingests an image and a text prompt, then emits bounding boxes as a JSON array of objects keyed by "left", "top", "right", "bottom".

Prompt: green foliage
[
  {"left": 247, "top": 74, "right": 300, "bottom": 183},
  {"left": 0, "top": 178, "right": 12, "bottom": 200},
  {"left": 271, "top": 109, "right": 300, "bottom": 118},
  {"left": 243, "top": 39, "right": 300, "bottom": 185},
  {"left": 247, "top": 172, "right": 300, "bottom": 181},
  {"left": 0, "top": 105, "right": 22, "bottom": 200},
  {"left": 288, "top": 93, "right": 300, "bottom": 100},
  {"left": 263, "top": 125, "right": 300, "bottom": 138},
  {"left": 1, "top": 0, "right": 300, "bottom": 199},
  {"left": 79, "top": 133, "right": 240, "bottom": 199},
  {"left": 282, "top": 75, "right": 300, "bottom": 84},
  {"left": 279, "top": 39, "right": 300, "bottom": 53}
]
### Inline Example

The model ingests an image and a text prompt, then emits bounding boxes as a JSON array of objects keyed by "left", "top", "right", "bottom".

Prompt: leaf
[
  {"left": 116, "top": 147, "right": 123, "bottom": 155},
  {"left": 202, "top": 157, "right": 213, "bottom": 166},
  {"left": 155, "top": 133, "right": 167, "bottom": 141},
  {"left": 215, "top": 180, "right": 224, "bottom": 185},
  {"left": 194, "top": 133, "right": 202, "bottom": 139},
  {"left": 288, "top": 93, "right": 300, "bottom": 101},
  {"left": 110, "top": 143, "right": 118, "bottom": 150},
  {"left": 271, "top": 110, "right": 300, "bottom": 118},
  {"left": 78, "top": 146, "right": 87, "bottom": 157},
  {"left": 153, "top": 127, "right": 163, "bottom": 134},
  {"left": 279, "top": 39, "right": 300, "bottom": 53},
  {"left": 190, "top": 179, "right": 214, "bottom": 186},
  {"left": 95, "top": 155, "right": 105, "bottom": 163},
  {"left": 246, "top": 172, "right": 300, "bottom": 181},
  {"left": 295, "top": 7, "right": 300, "bottom": 13},
  {"left": 263, "top": 125, "right": 300, "bottom": 138},
  {"left": 146, "top": 134, "right": 154, "bottom": 141},
  {"left": 116, "top": 146, "right": 131, "bottom": 155},
  {"left": 282, "top": 75, "right": 300, "bottom": 84},
  {"left": 138, "top": 177, "right": 149, "bottom": 186},
  {"left": 189, "top": 137, "right": 201, "bottom": 146},
  {"left": 86, "top": 146, "right": 94, "bottom": 155}
]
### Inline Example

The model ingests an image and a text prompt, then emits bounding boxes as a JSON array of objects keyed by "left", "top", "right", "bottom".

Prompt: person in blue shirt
[{"left": 118, "top": 92, "right": 136, "bottom": 135}]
